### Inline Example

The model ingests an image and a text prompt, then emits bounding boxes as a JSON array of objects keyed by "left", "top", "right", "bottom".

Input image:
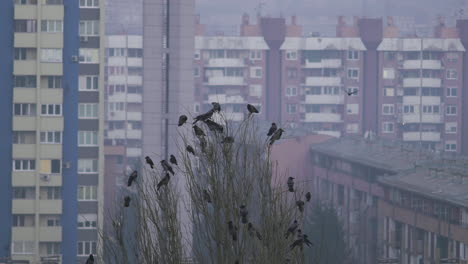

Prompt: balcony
[
  {"left": 303, "top": 59, "right": 342, "bottom": 68},
  {"left": 14, "top": 5, "right": 37, "bottom": 19},
  {"left": 41, "top": 63, "right": 62, "bottom": 75},
  {"left": 127, "top": 112, "right": 142, "bottom": 121},
  {"left": 402, "top": 96, "right": 441, "bottom": 105},
  {"left": 14, "top": 33, "right": 37, "bottom": 47},
  {"left": 40, "top": 89, "right": 63, "bottom": 104},
  {"left": 12, "top": 227, "right": 35, "bottom": 241},
  {"left": 107, "top": 129, "right": 125, "bottom": 139},
  {"left": 41, "top": 5, "right": 64, "bottom": 19},
  {"left": 126, "top": 147, "right": 142, "bottom": 157},
  {"left": 39, "top": 200, "right": 62, "bottom": 214},
  {"left": 39, "top": 174, "right": 62, "bottom": 186},
  {"left": 128, "top": 57, "right": 143, "bottom": 67},
  {"left": 41, "top": 33, "right": 63, "bottom": 48},
  {"left": 315, "top": 130, "right": 341, "bottom": 138},
  {"left": 206, "top": 76, "right": 245, "bottom": 86},
  {"left": 127, "top": 130, "right": 142, "bottom": 139},
  {"left": 108, "top": 93, "right": 142, "bottom": 103},
  {"left": 206, "top": 94, "right": 246, "bottom": 104},
  {"left": 12, "top": 172, "right": 35, "bottom": 186},
  {"left": 303, "top": 113, "right": 342, "bottom": 123},
  {"left": 39, "top": 227, "right": 62, "bottom": 242},
  {"left": 206, "top": 58, "right": 245, "bottom": 67},
  {"left": 13, "top": 116, "right": 36, "bottom": 131},
  {"left": 305, "top": 76, "right": 341, "bottom": 86},
  {"left": 14, "top": 88, "right": 36, "bottom": 102},
  {"left": 402, "top": 60, "right": 442, "bottom": 70},
  {"left": 402, "top": 78, "right": 441, "bottom": 88},
  {"left": 403, "top": 131, "right": 441, "bottom": 141},
  {"left": 107, "top": 111, "right": 126, "bottom": 121},
  {"left": 40, "top": 144, "right": 62, "bottom": 158},
  {"left": 127, "top": 75, "right": 142, "bottom": 85},
  {"left": 12, "top": 199, "right": 35, "bottom": 214},
  {"left": 40, "top": 117, "right": 64, "bottom": 131},
  {"left": 304, "top": 94, "right": 344, "bottom": 104},
  {"left": 402, "top": 114, "right": 442, "bottom": 123},
  {"left": 14, "top": 60, "right": 36, "bottom": 75},
  {"left": 13, "top": 144, "right": 36, "bottom": 158}
]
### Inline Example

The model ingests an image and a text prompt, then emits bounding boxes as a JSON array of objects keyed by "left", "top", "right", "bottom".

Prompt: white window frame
[
  {"left": 446, "top": 69, "right": 458, "bottom": 80},
  {"left": 446, "top": 87, "right": 457, "bottom": 97},
  {"left": 193, "top": 67, "right": 200, "bottom": 77},
  {"left": 382, "top": 104, "right": 394, "bottom": 115},
  {"left": 347, "top": 50, "right": 359, "bottom": 60},
  {"left": 194, "top": 50, "right": 201, "bottom": 60},
  {"left": 403, "top": 105, "right": 415, "bottom": 114},
  {"left": 40, "top": 49, "right": 62, "bottom": 63},
  {"left": 383, "top": 68, "right": 395, "bottom": 79},
  {"left": 78, "top": 159, "right": 98, "bottom": 174},
  {"left": 40, "top": 131, "right": 62, "bottom": 144},
  {"left": 250, "top": 67, "right": 262, "bottom": 78},
  {"left": 41, "top": 20, "right": 63, "bottom": 33},
  {"left": 12, "top": 241, "right": 35, "bottom": 255},
  {"left": 78, "top": 103, "right": 98, "bottom": 119},
  {"left": 382, "top": 122, "right": 394, "bottom": 133},
  {"left": 445, "top": 141, "right": 457, "bottom": 152},
  {"left": 446, "top": 105, "right": 457, "bottom": 115},
  {"left": 286, "top": 104, "right": 297, "bottom": 113},
  {"left": 346, "top": 123, "right": 359, "bottom": 133},
  {"left": 347, "top": 68, "right": 359, "bottom": 79},
  {"left": 346, "top": 104, "right": 359, "bottom": 115},
  {"left": 79, "top": 75, "right": 99, "bottom": 91},
  {"left": 78, "top": 214, "right": 97, "bottom": 229},
  {"left": 445, "top": 122, "right": 457, "bottom": 134},
  {"left": 286, "top": 87, "right": 297, "bottom": 97},
  {"left": 79, "top": 49, "right": 99, "bottom": 64},
  {"left": 79, "top": 20, "right": 99, "bottom": 36},
  {"left": 79, "top": 0, "right": 99, "bottom": 8},
  {"left": 250, "top": 50, "right": 262, "bottom": 60},
  {"left": 13, "top": 160, "right": 35, "bottom": 171},
  {"left": 41, "top": 104, "right": 62, "bottom": 116},
  {"left": 77, "top": 186, "right": 97, "bottom": 201},
  {"left": 78, "top": 131, "right": 98, "bottom": 146},
  {"left": 77, "top": 241, "right": 97, "bottom": 256},
  {"left": 286, "top": 50, "right": 298, "bottom": 60}
]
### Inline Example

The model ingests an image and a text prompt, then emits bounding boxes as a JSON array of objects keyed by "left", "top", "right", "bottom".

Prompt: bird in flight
[
  {"left": 145, "top": 156, "right": 154, "bottom": 169},
  {"left": 247, "top": 222, "right": 262, "bottom": 240},
  {"left": 267, "top": 123, "right": 277, "bottom": 136},
  {"left": 290, "top": 233, "right": 313, "bottom": 250},
  {"left": 178, "top": 115, "right": 188, "bottom": 126},
  {"left": 170, "top": 154, "right": 178, "bottom": 166},
  {"left": 343, "top": 87, "right": 358, "bottom": 96},
  {"left": 127, "top": 170, "right": 137, "bottom": 187}
]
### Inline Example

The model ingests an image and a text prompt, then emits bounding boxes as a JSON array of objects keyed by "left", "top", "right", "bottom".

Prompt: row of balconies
[
  {"left": 13, "top": 60, "right": 63, "bottom": 75},
  {"left": 107, "top": 75, "right": 142, "bottom": 85},
  {"left": 107, "top": 129, "right": 142, "bottom": 140},
  {"left": 13, "top": 116, "right": 63, "bottom": 131},
  {"left": 12, "top": 226, "right": 62, "bottom": 242},
  {"left": 107, "top": 93, "right": 142, "bottom": 103},
  {"left": 402, "top": 131, "right": 441, "bottom": 142},
  {"left": 107, "top": 111, "right": 141, "bottom": 121},
  {"left": 12, "top": 199, "right": 62, "bottom": 215},
  {"left": 14, "top": 88, "right": 62, "bottom": 102},
  {"left": 14, "top": 4, "right": 63, "bottom": 20},
  {"left": 12, "top": 171, "right": 61, "bottom": 187},
  {"left": 12, "top": 144, "right": 61, "bottom": 159},
  {"left": 400, "top": 60, "right": 442, "bottom": 70},
  {"left": 107, "top": 57, "right": 142, "bottom": 67},
  {"left": 204, "top": 76, "right": 245, "bottom": 86}
]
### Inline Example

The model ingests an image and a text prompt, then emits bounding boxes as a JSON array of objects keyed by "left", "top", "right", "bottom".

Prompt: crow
[
  {"left": 127, "top": 170, "right": 138, "bottom": 187},
  {"left": 186, "top": 145, "right": 196, "bottom": 155},
  {"left": 247, "top": 104, "right": 259, "bottom": 115},
  {"left": 86, "top": 254, "right": 94, "bottom": 264},
  {"left": 178, "top": 115, "right": 188, "bottom": 126},
  {"left": 199, "top": 136, "right": 207, "bottom": 153},
  {"left": 240, "top": 205, "right": 248, "bottom": 224},
  {"left": 287, "top": 177, "right": 295, "bottom": 192},
  {"left": 212, "top": 102, "right": 221, "bottom": 112},
  {"left": 228, "top": 221, "right": 238, "bottom": 241},
  {"left": 248, "top": 223, "right": 263, "bottom": 241},
  {"left": 157, "top": 173, "right": 170, "bottom": 191},
  {"left": 204, "top": 119, "right": 224, "bottom": 133},
  {"left": 269, "top": 128, "right": 284, "bottom": 146},
  {"left": 267, "top": 122, "right": 277, "bottom": 137},
  {"left": 193, "top": 109, "right": 214, "bottom": 124},
  {"left": 170, "top": 154, "right": 178, "bottom": 166},
  {"left": 193, "top": 125, "right": 206, "bottom": 137},
  {"left": 221, "top": 136, "right": 234, "bottom": 144},
  {"left": 203, "top": 189, "right": 212, "bottom": 203},
  {"left": 285, "top": 220, "right": 298, "bottom": 239},
  {"left": 290, "top": 234, "right": 313, "bottom": 250},
  {"left": 145, "top": 156, "right": 154, "bottom": 169},
  {"left": 160, "top": 160, "right": 175, "bottom": 175},
  {"left": 296, "top": 200, "right": 305, "bottom": 213},
  {"left": 124, "top": 196, "right": 131, "bottom": 207},
  {"left": 342, "top": 87, "right": 358, "bottom": 96},
  {"left": 305, "top": 192, "right": 311, "bottom": 202}
]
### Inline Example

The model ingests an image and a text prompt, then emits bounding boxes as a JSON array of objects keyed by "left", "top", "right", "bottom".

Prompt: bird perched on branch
[
  {"left": 221, "top": 136, "right": 234, "bottom": 144},
  {"left": 228, "top": 221, "right": 238, "bottom": 241},
  {"left": 193, "top": 109, "right": 214, "bottom": 124},
  {"left": 145, "top": 156, "right": 154, "bottom": 169},
  {"left": 285, "top": 220, "right": 298, "bottom": 239},
  {"left": 193, "top": 125, "right": 206, "bottom": 137},
  {"left": 160, "top": 160, "right": 175, "bottom": 175},
  {"left": 127, "top": 170, "right": 137, "bottom": 187},
  {"left": 186, "top": 145, "right": 196, "bottom": 155},
  {"left": 269, "top": 128, "right": 284, "bottom": 146},
  {"left": 305, "top": 192, "right": 311, "bottom": 202},
  {"left": 296, "top": 200, "right": 305, "bottom": 213},
  {"left": 248, "top": 222, "right": 262, "bottom": 240},
  {"left": 124, "top": 196, "right": 131, "bottom": 207},
  {"left": 203, "top": 189, "right": 212, "bottom": 203},
  {"left": 287, "top": 177, "right": 295, "bottom": 192},
  {"left": 211, "top": 102, "right": 221, "bottom": 112},
  {"left": 178, "top": 115, "right": 187, "bottom": 126},
  {"left": 290, "top": 234, "right": 313, "bottom": 250},
  {"left": 247, "top": 104, "right": 259, "bottom": 116},
  {"left": 240, "top": 205, "right": 248, "bottom": 224},
  {"left": 267, "top": 122, "right": 277, "bottom": 136},
  {"left": 170, "top": 154, "right": 178, "bottom": 166},
  {"left": 86, "top": 254, "right": 94, "bottom": 264},
  {"left": 157, "top": 173, "right": 171, "bottom": 191},
  {"left": 204, "top": 119, "right": 224, "bottom": 133}
]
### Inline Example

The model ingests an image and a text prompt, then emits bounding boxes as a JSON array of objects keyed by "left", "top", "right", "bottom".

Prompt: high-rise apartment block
[
  {"left": 194, "top": 15, "right": 468, "bottom": 154},
  {"left": 0, "top": 0, "right": 104, "bottom": 263}
]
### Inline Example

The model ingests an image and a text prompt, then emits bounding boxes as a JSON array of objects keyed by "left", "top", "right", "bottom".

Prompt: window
[
  {"left": 286, "top": 104, "right": 297, "bottom": 113},
  {"left": 445, "top": 141, "right": 457, "bottom": 152},
  {"left": 446, "top": 69, "right": 458, "bottom": 80},
  {"left": 346, "top": 104, "right": 359, "bottom": 114},
  {"left": 40, "top": 49, "right": 62, "bottom": 63},
  {"left": 384, "top": 87, "right": 394, "bottom": 96},
  {"left": 77, "top": 241, "right": 97, "bottom": 256},
  {"left": 13, "top": 160, "right": 36, "bottom": 171},
  {"left": 79, "top": 49, "right": 99, "bottom": 63},
  {"left": 250, "top": 67, "right": 262, "bottom": 78},
  {"left": 287, "top": 68, "right": 297, "bottom": 79},
  {"left": 79, "top": 76, "right": 99, "bottom": 91},
  {"left": 108, "top": 102, "right": 125, "bottom": 112},
  {"left": 45, "top": 0, "right": 62, "bottom": 4},
  {"left": 194, "top": 50, "right": 200, "bottom": 60},
  {"left": 77, "top": 186, "right": 98, "bottom": 201},
  {"left": 347, "top": 50, "right": 359, "bottom": 60},
  {"left": 286, "top": 87, "right": 297, "bottom": 96},
  {"left": 422, "top": 105, "right": 439, "bottom": 114},
  {"left": 305, "top": 105, "right": 320, "bottom": 113},
  {"left": 250, "top": 50, "right": 262, "bottom": 60},
  {"left": 323, "top": 86, "right": 339, "bottom": 95},
  {"left": 346, "top": 123, "right": 359, "bottom": 133},
  {"left": 382, "top": 122, "right": 394, "bottom": 133},
  {"left": 384, "top": 51, "right": 396, "bottom": 61},
  {"left": 445, "top": 123, "right": 457, "bottom": 134},
  {"left": 13, "top": 215, "right": 27, "bottom": 227},
  {"left": 128, "top": 48, "right": 142, "bottom": 58},
  {"left": 347, "top": 68, "right": 359, "bottom": 79},
  {"left": 15, "top": 48, "right": 26, "bottom": 60},
  {"left": 421, "top": 87, "right": 441, "bottom": 96},
  {"left": 12, "top": 241, "right": 35, "bottom": 254},
  {"left": 79, "top": 21, "right": 99, "bottom": 36},
  {"left": 446, "top": 52, "right": 458, "bottom": 63},
  {"left": 286, "top": 50, "right": 297, "bottom": 60},
  {"left": 249, "top": 84, "right": 262, "bottom": 97},
  {"left": 40, "top": 187, "right": 61, "bottom": 200},
  {"left": 14, "top": 76, "right": 36, "bottom": 88},
  {"left": 43, "top": 215, "right": 61, "bottom": 227},
  {"left": 79, "top": 104, "right": 98, "bottom": 119},
  {"left": 78, "top": 159, "right": 98, "bottom": 174},
  {"left": 382, "top": 104, "right": 394, "bottom": 115},
  {"left": 14, "top": 103, "right": 36, "bottom": 116},
  {"left": 14, "top": 20, "right": 37, "bottom": 33},
  {"left": 383, "top": 68, "right": 395, "bottom": 79},
  {"left": 446, "top": 105, "right": 457, "bottom": 115},
  {"left": 79, "top": 0, "right": 99, "bottom": 7},
  {"left": 13, "top": 188, "right": 35, "bottom": 199},
  {"left": 193, "top": 67, "right": 199, "bottom": 77},
  {"left": 40, "top": 159, "right": 61, "bottom": 174},
  {"left": 47, "top": 76, "right": 62, "bottom": 88},
  {"left": 15, "top": 0, "right": 38, "bottom": 4},
  {"left": 41, "top": 104, "right": 62, "bottom": 116},
  {"left": 403, "top": 88, "right": 417, "bottom": 96},
  {"left": 347, "top": 87, "right": 358, "bottom": 96},
  {"left": 78, "top": 131, "right": 98, "bottom": 146},
  {"left": 78, "top": 214, "right": 97, "bottom": 229},
  {"left": 446, "top": 87, "right": 457, "bottom": 97},
  {"left": 225, "top": 68, "right": 243, "bottom": 77},
  {"left": 41, "top": 20, "right": 63, "bottom": 33},
  {"left": 45, "top": 243, "right": 61, "bottom": 255},
  {"left": 403, "top": 105, "right": 415, "bottom": 113},
  {"left": 13, "top": 131, "right": 36, "bottom": 144},
  {"left": 40, "top": 131, "right": 62, "bottom": 144}
]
